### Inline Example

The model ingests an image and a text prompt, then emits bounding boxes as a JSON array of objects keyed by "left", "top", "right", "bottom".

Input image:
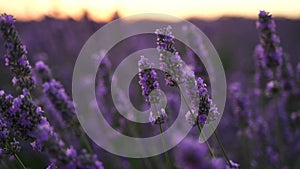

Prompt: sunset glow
[{"left": 1, "top": 0, "right": 300, "bottom": 21}]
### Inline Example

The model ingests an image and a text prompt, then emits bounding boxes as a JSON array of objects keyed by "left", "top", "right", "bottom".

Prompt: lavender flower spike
[
  {"left": 155, "top": 26, "right": 184, "bottom": 86},
  {"left": 35, "top": 61, "right": 78, "bottom": 129},
  {"left": 256, "top": 10, "right": 282, "bottom": 69},
  {"left": 0, "top": 14, "right": 34, "bottom": 91},
  {"left": 138, "top": 56, "right": 166, "bottom": 124},
  {"left": 185, "top": 76, "right": 218, "bottom": 126}
]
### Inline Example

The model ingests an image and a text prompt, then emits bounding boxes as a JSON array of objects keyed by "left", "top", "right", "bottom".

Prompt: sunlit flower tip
[
  {"left": 161, "top": 108, "right": 167, "bottom": 118},
  {"left": 229, "top": 160, "right": 240, "bottom": 168},
  {"left": 1, "top": 13, "right": 16, "bottom": 24},
  {"left": 258, "top": 10, "right": 268, "bottom": 17},
  {"left": 149, "top": 111, "right": 155, "bottom": 124}
]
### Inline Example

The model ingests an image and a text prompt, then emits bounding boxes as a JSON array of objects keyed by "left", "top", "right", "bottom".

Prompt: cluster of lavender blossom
[{"left": 0, "top": 14, "right": 104, "bottom": 169}]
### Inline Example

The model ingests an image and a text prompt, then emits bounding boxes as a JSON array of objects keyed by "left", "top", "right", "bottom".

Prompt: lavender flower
[
  {"left": 155, "top": 26, "right": 184, "bottom": 86},
  {"left": 229, "top": 82, "right": 253, "bottom": 137},
  {"left": 35, "top": 61, "right": 79, "bottom": 130},
  {"left": 138, "top": 56, "right": 166, "bottom": 124},
  {"left": 0, "top": 90, "right": 42, "bottom": 141},
  {"left": 138, "top": 56, "right": 160, "bottom": 104},
  {"left": 0, "top": 116, "right": 20, "bottom": 155},
  {"left": 280, "top": 54, "right": 295, "bottom": 92},
  {"left": 35, "top": 61, "right": 52, "bottom": 82},
  {"left": 0, "top": 14, "right": 34, "bottom": 91},
  {"left": 185, "top": 76, "right": 218, "bottom": 126},
  {"left": 31, "top": 117, "right": 104, "bottom": 169},
  {"left": 1, "top": 15, "right": 104, "bottom": 168},
  {"left": 256, "top": 10, "right": 282, "bottom": 69},
  {"left": 253, "top": 45, "right": 273, "bottom": 95}
]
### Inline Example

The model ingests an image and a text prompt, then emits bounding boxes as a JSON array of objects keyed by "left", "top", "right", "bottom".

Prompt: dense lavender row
[{"left": 0, "top": 10, "right": 300, "bottom": 169}]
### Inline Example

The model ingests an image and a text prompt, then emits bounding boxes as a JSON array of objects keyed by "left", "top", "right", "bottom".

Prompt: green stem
[
  {"left": 179, "top": 85, "right": 215, "bottom": 158},
  {"left": 80, "top": 132, "right": 94, "bottom": 154},
  {"left": 159, "top": 124, "right": 172, "bottom": 169},
  {"left": 196, "top": 124, "right": 215, "bottom": 158},
  {"left": 153, "top": 104, "right": 172, "bottom": 169},
  {"left": 14, "top": 154, "right": 26, "bottom": 169},
  {"left": 213, "top": 130, "right": 232, "bottom": 168}
]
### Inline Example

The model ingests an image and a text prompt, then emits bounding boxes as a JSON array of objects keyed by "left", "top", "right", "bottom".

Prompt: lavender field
[{"left": 0, "top": 10, "right": 300, "bottom": 169}]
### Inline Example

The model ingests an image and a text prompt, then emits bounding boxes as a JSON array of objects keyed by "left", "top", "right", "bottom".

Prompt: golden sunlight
[{"left": 1, "top": 0, "right": 300, "bottom": 21}]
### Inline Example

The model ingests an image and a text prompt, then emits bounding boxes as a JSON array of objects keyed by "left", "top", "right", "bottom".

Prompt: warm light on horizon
[{"left": 1, "top": 0, "right": 300, "bottom": 22}]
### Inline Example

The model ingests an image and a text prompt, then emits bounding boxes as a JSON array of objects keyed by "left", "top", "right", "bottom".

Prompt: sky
[{"left": 1, "top": 0, "right": 300, "bottom": 22}]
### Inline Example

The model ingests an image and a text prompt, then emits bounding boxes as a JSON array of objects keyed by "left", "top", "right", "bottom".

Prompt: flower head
[
  {"left": 1, "top": 14, "right": 16, "bottom": 25},
  {"left": 256, "top": 10, "right": 282, "bottom": 69},
  {"left": 1, "top": 14, "right": 34, "bottom": 91},
  {"left": 156, "top": 26, "right": 184, "bottom": 86},
  {"left": 138, "top": 56, "right": 160, "bottom": 104}
]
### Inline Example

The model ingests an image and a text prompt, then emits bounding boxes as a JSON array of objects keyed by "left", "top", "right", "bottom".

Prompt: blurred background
[
  {"left": 1, "top": 0, "right": 300, "bottom": 89},
  {"left": 1, "top": 1, "right": 300, "bottom": 169}
]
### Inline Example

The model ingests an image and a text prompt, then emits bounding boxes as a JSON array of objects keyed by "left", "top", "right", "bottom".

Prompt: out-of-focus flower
[
  {"left": 256, "top": 10, "right": 282, "bottom": 69},
  {"left": 229, "top": 82, "right": 253, "bottom": 137},
  {"left": 175, "top": 137, "right": 224, "bottom": 169},
  {"left": 35, "top": 61, "right": 79, "bottom": 130}
]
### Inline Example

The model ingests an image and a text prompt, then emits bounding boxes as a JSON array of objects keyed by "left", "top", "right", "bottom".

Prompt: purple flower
[
  {"left": 41, "top": 79, "right": 77, "bottom": 129},
  {"left": 229, "top": 82, "right": 253, "bottom": 137},
  {"left": 0, "top": 14, "right": 34, "bottom": 91},
  {"left": 35, "top": 61, "right": 52, "bottom": 82},
  {"left": 1, "top": 13, "right": 16, "bottom": 25},
  {"left": 156, "top": 26, "right": 184, "bottom": 86},
  {"left": 195, "top": 77, "right": 211, "bottom": 125},
  {"left": 138, "top": 56, "right": 160, "bottom": 104},
  {"left": 138, "top": 56, "right": 167, "bottom": 124},
  {"left": 256, "top": 10, "right": 282, "bottom": 69},
  {"left": 149, "top": 108, "right": 167, "bottom": 125},
  {"left": 155, "top": 25, "right": 175, "bottom": 53},
  {"left": 31, "top": 116, "right": 104, "bottom": 169}
]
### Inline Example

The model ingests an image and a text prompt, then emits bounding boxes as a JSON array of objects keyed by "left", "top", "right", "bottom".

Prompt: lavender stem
[
  {"left": 179, "top": 85, "right": 215, "bottom": 158},
  {"left": 213, "top": 129, "right": 232, "bottom": 168},
  {"left": 79, "top": 132, "right": 94, "bottom": 154},
  {"left": 14, "top": 154, "right": 26, "bottom": 169},
  {"left": 154, "top": 104, "right": 172, "bottom": 169}
]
